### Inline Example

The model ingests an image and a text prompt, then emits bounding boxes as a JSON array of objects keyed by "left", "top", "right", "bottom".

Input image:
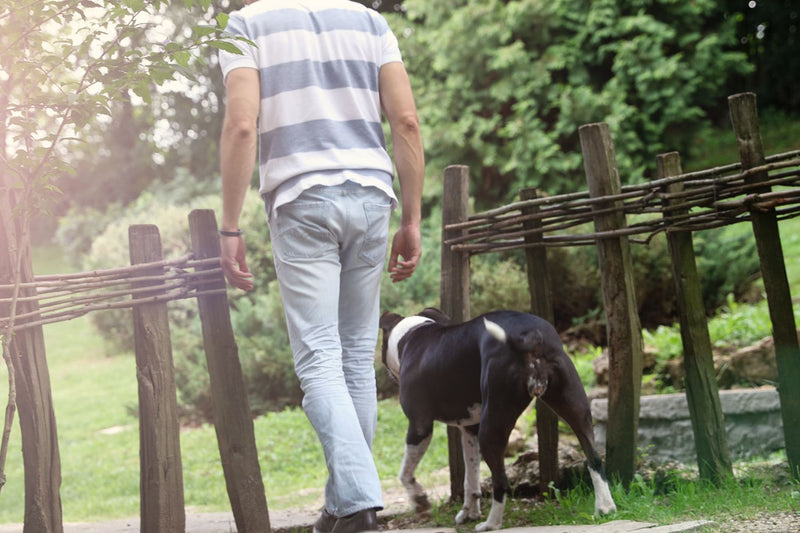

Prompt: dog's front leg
[
  {"left": 399, "top": 429, "right": 433, "bottom": 515},
  {"left": 455, "top": 425, "right": 482, "bottom": 525}
]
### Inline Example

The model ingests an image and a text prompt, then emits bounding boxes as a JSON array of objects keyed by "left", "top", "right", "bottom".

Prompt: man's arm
[
  {"left": 379, "top": 61, "right": 424, "bottom": 282},
  {"left": 219, "top": 67, "right": 260, "bottom": 291}
]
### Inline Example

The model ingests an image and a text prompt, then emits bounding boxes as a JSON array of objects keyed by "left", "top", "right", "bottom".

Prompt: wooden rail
[
  {"left": 439, "top": 92, "right": 799, "bottom": 490},
  {"left": 0, "top": 209, "right": 270, "bottom": 533}
]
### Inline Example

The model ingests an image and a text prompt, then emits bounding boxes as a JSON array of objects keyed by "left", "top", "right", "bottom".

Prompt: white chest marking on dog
[
  {"left": 386, "top": 316, "right": 434, "bottom": 380},
  {"left": 443, "top": 403, "right": 482, "bottom": 427},
  {"left": 483, "top": 318, "right": 507, "bottom": 344}
]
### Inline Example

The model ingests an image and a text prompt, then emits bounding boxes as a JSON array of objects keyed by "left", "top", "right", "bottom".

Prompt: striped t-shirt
[{"left": 218, "top": 0, "right": 402, "bottom": 215}]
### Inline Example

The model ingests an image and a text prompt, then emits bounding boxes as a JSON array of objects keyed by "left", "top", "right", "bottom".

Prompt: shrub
[
  {"left": 81, "top": 186, "right": 761, "bottom": 419},
  {"left": 552, "top": 221, "right": 760, "bottom": 332}
]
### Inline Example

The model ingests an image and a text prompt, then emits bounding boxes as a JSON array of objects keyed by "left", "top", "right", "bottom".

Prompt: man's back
[{"left": 220, "top": 0, "right": 401, "bottom": 201}]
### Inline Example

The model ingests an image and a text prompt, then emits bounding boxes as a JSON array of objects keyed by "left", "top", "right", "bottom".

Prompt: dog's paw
[
  {"left": 413, "top": 493, "right": 431, "bottom": 515},
  {"left": 594, "top": 501, "right": 617, "bottom": 516},
  {"left": 455, "top": 508, "right": 480, "bottom": 525},
  {"left": 474, "top": 520, "right": 501, "bottom": 532}
]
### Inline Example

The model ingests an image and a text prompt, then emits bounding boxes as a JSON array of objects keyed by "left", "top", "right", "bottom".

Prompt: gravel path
[{"left": 703, "top": 511, "right": 800, "bottom": 532}]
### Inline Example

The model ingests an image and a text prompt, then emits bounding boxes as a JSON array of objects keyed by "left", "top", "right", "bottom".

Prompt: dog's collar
[
  {"left": 390, "top": 316, "right": 435, "bottom": 351},
  {"left": 386, "top": 316, "right": 434, "bottom": 380}
]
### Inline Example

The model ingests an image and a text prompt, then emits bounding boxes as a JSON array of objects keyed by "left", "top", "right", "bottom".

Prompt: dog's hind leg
[
  {"left": 455, "top": 425, "right": 482, "bottom": 525},
  {"left": 574, "top": 426, "right": 615, "bottom": 515},
  {"left": 400, "top": 423, "right": 433, "bottom": 515},
  {"left": 570, "top": 415, "right": 616, "bottom": 515},
  {"left": 540, "top": 365, "right": 616, "bottom": 516}
]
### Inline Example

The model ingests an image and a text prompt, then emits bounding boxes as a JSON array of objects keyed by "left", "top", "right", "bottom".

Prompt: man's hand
[
  {"left": 388, "top": 223, "right": 421, "bottom": 282},
  {"left": 220, "top": 234, "right": 255, "bottom": 291}
]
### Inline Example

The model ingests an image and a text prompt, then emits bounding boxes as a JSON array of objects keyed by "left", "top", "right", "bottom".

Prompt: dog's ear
[
  {"left": 419, "top": 307, "right": 451, "bottom": 325},
  {"left": 379, "top": 311, "right": 403, "bottom": 332}
]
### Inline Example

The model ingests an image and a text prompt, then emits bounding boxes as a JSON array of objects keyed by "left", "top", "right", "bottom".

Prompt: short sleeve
[
  {"left": 218, "top": 12, "right": 259, "bottom": 80},
  {"left": 377, "top": 15, "right": 402, "bottom": 66}
]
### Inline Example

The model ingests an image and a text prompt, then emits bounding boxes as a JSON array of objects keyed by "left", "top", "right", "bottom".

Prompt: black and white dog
[{"left": 379, "top": 308, "right": 616, "bottom": 531}]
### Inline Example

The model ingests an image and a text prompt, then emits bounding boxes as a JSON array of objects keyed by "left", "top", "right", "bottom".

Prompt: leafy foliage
[
  {"left": 388, "top": 0, "right": 752, "bottom": 208},
  {"left": 13, "top": 0, "right": 775, "bottom": 420},
  {"left": 720, "top": 0, "right": 800, "bottom": 112},
  {"left": 0, "top": 0, "right": 238, "bottom": 241}
]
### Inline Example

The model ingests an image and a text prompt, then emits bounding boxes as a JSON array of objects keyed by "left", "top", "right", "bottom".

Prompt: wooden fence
[
  {"left": 440, "top": 92, "right": 800, "bottom": 495},
  {"left": 0, "top": 210, "right": 270, "bottom": 533},
  {"left": 1, "top": 91, "right": 798, "bottom": 531}
]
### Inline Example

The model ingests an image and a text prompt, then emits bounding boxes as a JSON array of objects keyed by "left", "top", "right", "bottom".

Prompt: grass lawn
[{"left": 0, "top": 314, "right": 452, "bottom": 523}]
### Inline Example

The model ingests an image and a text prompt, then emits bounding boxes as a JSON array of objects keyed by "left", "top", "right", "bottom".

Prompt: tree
[
  {"left": 356, "top": 0, "right": 406, "bottom": 14},
  {"left": 720, "top": 0, "right": 800, "bottom": 112},
  {"left": 389, "top": 0, "right": 752, "bottom": 207},
  {"left": 43, "top": 2, "right": 232, "bottom": 242},
  {"left": 0, "top": 1, "right": 236, "bottom": 530}
]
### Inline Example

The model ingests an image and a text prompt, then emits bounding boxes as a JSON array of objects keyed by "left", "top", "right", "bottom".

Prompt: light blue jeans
[{"left": 268, "top": 181, "right": 390, "bottom": 516}]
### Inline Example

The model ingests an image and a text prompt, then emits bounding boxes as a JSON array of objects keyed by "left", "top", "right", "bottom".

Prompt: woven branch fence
[
  {"left": 0, "top": 255, "right": 224, "bottom": 333},
  {"left": 439, "top": 93, "right": 800, "bottom": 496},
  {"left": 0, "top": 209, "right": 270, "bottom": 533},
  {"left": 444, "top": 150, "right": 800, "bottom": 255}
]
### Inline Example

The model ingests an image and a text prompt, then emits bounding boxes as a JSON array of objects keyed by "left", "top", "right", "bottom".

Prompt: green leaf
[
  {"left": 173, "top": 50, "right": 192, "bottom": 68},
  {"left": 123, "top": 0, "right": 145, "bottom": 11},
  {"left": 150, "top": 65, "right": 175, "bottom": 85},
  {"left": 216, "top": 13, "right": 230, "bottom": 30},
  {"left": 208, "top": 40, "right": 244, "bottom": 55},
  {"left": 192, "top": 25, "right": 217, "bottom": 37},
  {"left": 132, "top": 80, "right": 152, "bottom": 104}
]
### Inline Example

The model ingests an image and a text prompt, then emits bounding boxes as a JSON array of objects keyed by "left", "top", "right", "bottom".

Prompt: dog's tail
[
  {"left": 483, "top": 318, "right": 543, "bottom": 352},
  {"left": 485, "top": 317, "right": 549, "bottom": 397}
]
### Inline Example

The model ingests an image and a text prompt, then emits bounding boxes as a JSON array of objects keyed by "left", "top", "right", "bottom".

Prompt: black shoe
[
  {"left": 330, "top": 508, "right": 378, "bottom": 533},
  {"left": 314, "top": 508, "right": 337, "bottom": 533}
]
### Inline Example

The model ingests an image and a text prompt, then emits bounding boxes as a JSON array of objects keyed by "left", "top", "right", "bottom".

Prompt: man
[{"left": 217, "top": 1, "right": 424, "bottom": 532}]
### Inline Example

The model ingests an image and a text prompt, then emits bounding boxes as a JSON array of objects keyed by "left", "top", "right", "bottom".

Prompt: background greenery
[
  {"left": 2, "top": 0, "right": 800, "bottom": 527},
  {"left": 3, "top": 0, "right": 797, "bottom": 430}
]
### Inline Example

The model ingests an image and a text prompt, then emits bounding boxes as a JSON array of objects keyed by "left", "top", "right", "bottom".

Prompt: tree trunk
[{"left": 0, "top": 185, "right": 63, "bottom": 533}]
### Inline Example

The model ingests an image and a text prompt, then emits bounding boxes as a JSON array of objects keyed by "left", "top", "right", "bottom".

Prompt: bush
[
  {"left": 535, "top": 220, "right": 761, "bottom": 333},
  {"left": 695, "top": 225, "right": 761, "bottom": 310},
  {"left": 78, "top": 186, "right": 294, "bottom": 416},
  {"left": 80, "top": 185, "right": 761, "bottom": 419}
]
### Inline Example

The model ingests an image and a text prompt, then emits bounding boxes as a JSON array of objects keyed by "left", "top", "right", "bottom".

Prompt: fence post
[
  {"left": 519, "top": 187, "right": 559, "bottom": 495},
  {"left": 579, "top": 123, "right": 643, "bottom": 486},
  {"left": 188, "top": 209, "right": 271, "bottom": 532},
  {"left": 441, "top": 165, "right": 471, "bottom": 501},
  {"left": 657, "top": 152, "right": 733, "bottom": 484},
  {"left": 0, "top": 199, "right": 63, "bottom": 533},
  {"left": 128, "top": 224, "right": 185, "bottom": 533},
  {"left": 729, "top": 92, "right": 800, "bottom": 480}
]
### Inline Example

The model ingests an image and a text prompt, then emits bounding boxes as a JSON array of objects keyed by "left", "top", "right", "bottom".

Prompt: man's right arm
[
  {"left": 219, "top": 67, "right": 260, "bottom": 291},
  {"left": 380, "top": 61, "right": 425, "bottom": 282}
]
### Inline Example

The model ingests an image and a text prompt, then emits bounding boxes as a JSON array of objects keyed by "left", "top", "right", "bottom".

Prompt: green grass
[
  {"left": 491, "top": 465, "right": 798, "bottom": 530},
  {"left": 685, "top": 109, "right": 800, "bottom": 172},
  {"left": 0, "top": 315, "right": 452, "bottom": 523}
]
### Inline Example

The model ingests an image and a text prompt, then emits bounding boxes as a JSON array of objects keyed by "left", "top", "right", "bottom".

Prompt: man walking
[{"left": 217, "top": 1, "right": 424, "bottom": 532}]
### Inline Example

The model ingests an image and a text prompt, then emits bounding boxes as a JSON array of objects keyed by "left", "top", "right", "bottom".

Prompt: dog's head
[
  {"left": 483, "top": 317, "right": 549, "bottom": 399},
  {"left": 379, "top": 308, "right": 451, "bottom": 383}
]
